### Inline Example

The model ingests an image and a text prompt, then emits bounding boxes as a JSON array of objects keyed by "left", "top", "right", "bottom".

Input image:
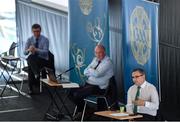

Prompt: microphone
[
  {"left": 108, "top": 101, "right": 117, "bottom": 110},
  {"left": 108, "top": 101, "right": 125, "bottom": 111},
  {"left": 58, "top": 67, "right": 75, "bottom": 79}
]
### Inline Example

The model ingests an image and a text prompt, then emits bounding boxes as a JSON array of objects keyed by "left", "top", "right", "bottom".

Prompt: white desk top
[
  {"left": 1, "top": 55, "right": 20, "bottom": 60},
  {"left": 41, "top": 78, "right": 79, "bottom": 88}
]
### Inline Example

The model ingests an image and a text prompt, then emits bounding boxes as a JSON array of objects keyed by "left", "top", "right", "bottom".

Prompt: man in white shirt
[
  {"left": 126, "top": 68, "right": 159, "bottom": 120},
  {"left": 71, "top": 44, "right": 114, "bottom": 120}
]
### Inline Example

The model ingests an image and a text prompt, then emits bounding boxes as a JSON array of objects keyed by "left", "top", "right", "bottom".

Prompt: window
[
  {"left": 32, "top": 0, "right": 68, "bottom": 12},
  {"left": 0, "top": 0, "right": 16, "bottom": 53}
]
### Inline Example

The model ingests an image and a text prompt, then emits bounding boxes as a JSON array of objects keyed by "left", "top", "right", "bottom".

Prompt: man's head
[
  {"left": 131, "top": 68, "right": 146, "bottom": 86},
  {"left": 32, "top": 24, "right": 41, "bottom": 38},
  {"left": 94, "top": 44, "right": 106, "bottom": 61}
]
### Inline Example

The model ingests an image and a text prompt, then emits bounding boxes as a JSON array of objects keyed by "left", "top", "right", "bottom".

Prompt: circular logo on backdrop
[
  {"left": 79, "top": 0, "right": 93, "bottom": 15},
  {"left": 129, "top": 6, "right": 151, "bottom": 65}
]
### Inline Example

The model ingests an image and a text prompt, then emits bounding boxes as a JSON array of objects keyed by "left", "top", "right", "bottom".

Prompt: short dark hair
[
  {"left": 132, "top": 68, "right": 145, "bottom": 75},
  {"left": 32, "top": 24, "right": 41, "bottom": 30}
]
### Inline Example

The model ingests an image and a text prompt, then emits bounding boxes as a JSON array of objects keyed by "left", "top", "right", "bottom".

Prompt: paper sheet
[
  {"left": 62, "top": 83, "right": 79, "bottom": 88},
  {"left": 110, "top": 113, "right": 129, "bottom": 117}
]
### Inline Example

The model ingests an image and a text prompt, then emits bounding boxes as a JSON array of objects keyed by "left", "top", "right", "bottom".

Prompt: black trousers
[
  {"left": 27, "top": 54, "right": 48, "bottom": 90},
  {"left": 70, "top": 83, "right": 105, "bottom": 112}
]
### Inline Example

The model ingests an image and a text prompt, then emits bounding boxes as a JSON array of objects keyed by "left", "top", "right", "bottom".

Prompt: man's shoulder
[
  {"left": 128, "top": 85, "right": 136, "bottom": 91},
  {"left": 145, "top": 81, "right": 157, "bottom": 90},
  {"left": 27, "top": 36, "right": 34, "bottom": 41},
  {"left": 40, "top": 35, "right": 48, "bottom": 40},
  {"left": 103, "top": 56, "right": 112, "bottom": 62}
]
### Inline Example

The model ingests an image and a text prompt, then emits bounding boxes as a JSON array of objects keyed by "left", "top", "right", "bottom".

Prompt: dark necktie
[
  {"left": 94, "top": 60, "right": 101, "bottom": 69},
  {"left": 133, "top": 86, "right": 141, "bottom": 113},
  {"left": 35, "top": 38, "right": 39, "bottom": 48}
]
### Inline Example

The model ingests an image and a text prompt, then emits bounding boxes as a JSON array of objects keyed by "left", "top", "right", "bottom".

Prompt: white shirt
[
  {"left": 126, "top": 81, "right": 159, "bottom": 116},
  {"left": 84, "top": 56, "right": 114, "bottom": 89}
]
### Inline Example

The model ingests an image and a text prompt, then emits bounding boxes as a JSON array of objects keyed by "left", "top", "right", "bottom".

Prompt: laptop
[{"left": 45, "top": 68, "right": 70, "bottom": 84}]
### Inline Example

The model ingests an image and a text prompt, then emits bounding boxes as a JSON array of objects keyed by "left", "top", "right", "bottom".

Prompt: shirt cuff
[{"left": 145, "top": 101, "right": 150, "bottom": 107}]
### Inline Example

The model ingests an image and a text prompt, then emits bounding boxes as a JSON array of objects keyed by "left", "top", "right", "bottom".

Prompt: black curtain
[{"left": 159, "top": 0, "right": 180, "bottom": 114}]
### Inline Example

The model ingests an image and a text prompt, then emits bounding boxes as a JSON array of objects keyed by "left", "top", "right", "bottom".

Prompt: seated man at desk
[
  {"left": 24, "top": 24, "right": 49, "bottom": 95},
  {"left": 126, "top": 68, "right": 159, "bottom": 120},
  {"left": 70, "top": 44, "right": 114, "bottom": 120}
]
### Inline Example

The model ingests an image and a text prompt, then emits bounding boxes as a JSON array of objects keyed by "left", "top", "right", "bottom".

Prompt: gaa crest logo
[
  {"left": 79, "top": 0, "right": 93, "bottom": 15},
  {"left": 129, "top": 6, "right": 151, "bottom": 65}
]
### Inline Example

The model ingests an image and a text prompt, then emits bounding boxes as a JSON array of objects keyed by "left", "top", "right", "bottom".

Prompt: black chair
[
  {"left": 41, "top": 51, "right": 55, "bottom": 78},
  {"left": 40, "top": 51, "right": 55, "bottom": 92},
  {"left": 78, "top": 76, "right": 117, "bottom": 121},
  {"left": 22, "top": 51, "right": 55, "bottom": 92}
]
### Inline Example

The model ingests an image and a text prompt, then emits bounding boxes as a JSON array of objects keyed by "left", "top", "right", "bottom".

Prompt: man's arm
[
  {"left": 85, "top": 59, "right": 113, "bottom": 78},
  {"left": 24, "top": 38, "right": 31, "bottom": 55},
  {"left": 133, "top": 86, "right": 159, "bottom": 110},
  {"left": 144, "top": 86, "right": 159, "bottom": 110},
  {"left": 84, "top": 58, "right": 96, "bottom": 76}
]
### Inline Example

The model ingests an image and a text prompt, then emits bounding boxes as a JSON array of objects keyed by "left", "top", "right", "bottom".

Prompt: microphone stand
[{"left": 57, "top": 67, "right": 75, "bottom": 79}]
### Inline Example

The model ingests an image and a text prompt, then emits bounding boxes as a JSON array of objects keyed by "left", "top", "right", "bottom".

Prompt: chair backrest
[
  {"left": 96, "top": 76, "right": 117, "bottom": 111},
  {"left": 48, "top": 51, "right": 55, "bottom": 74},
  {"left": 41, "top": 51, "right": 55, "bottom": 78},
  {"left": 9, "top": 42, "right": 17, "bottom": 56},
  {"left": 105, "top": 76, "right": 117, "bottom": 105}
]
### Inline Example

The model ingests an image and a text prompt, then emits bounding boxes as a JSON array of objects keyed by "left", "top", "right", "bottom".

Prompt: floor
[
  {"left": 0, "top": 66, "right": 180, "bottom": 121},
  {"left": 0, "top": 68, "right": 104, "bottom": 121}
]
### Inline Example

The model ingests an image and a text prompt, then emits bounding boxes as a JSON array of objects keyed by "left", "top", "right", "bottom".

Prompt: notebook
[{"left": 45, "top": 68, "right": 70, "bottom": 84}]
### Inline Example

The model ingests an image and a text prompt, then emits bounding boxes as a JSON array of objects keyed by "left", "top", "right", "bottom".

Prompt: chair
[
  {"left": 0, "top": 42, "right": 19, "bottom": 70},
  {"left": 0, "top": 42, "right": 21, "bottom": 96},
  {"left": 41, "top": 51, "right": 55, "bottom": 77},
  {"left": 40, "top": 51, "right": 55, "bottom": 92},
  {"left": 77, "top": 76, "right": 117, "bottom": 121}
]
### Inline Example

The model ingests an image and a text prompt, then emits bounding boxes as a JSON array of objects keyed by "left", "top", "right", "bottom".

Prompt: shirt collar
[
  {"left": 33, "top": 35, "right": 41, "bottom": 40},
  {"left": 140, "top": 80, "right": 147, "bottom": 89},
  {"left": 95, "top": 56, "right": 107, "bottom": 62}
]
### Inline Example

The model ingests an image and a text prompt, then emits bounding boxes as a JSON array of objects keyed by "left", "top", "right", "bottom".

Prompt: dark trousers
[
  {"left": 27, "top": 54, "right": 48, "bottom": 90},
  {"left": 70, "top": 83, "right": 105, "bottom": 112},
  {"left": 137, "top": 113, "right": 156, "bottom": 121}
]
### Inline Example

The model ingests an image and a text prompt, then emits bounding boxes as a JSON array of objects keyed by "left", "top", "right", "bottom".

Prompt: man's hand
[
  {"left": 28, "top": 45, "right": 37, "bottom": 54},
  {"left": 133, "top": 99, "right": 145, "bottom": 106}
]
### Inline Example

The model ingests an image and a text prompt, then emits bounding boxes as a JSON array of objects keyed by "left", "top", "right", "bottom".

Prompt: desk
[
  {"left": 41, "top": 78, "right": 79, "bottom": 120},
  {"left": 94, "top": 110, "right": 143, "bottom": 121},
  {"left": 0, "top": 55, "right": 20, "bottom": 97}
]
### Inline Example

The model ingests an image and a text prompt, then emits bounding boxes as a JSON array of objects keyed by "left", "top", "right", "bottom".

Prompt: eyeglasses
[
  {"left": 132, "top": 75, "right": 143, "bottom": 79},
  {"left": 33, "top": 30, "right": 40, "bottom": 33}
]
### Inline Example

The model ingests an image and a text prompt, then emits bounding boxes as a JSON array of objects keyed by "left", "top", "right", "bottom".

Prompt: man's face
[
  {"left": 32, "top": 28, "right": 41, "bottom": 38},
  {"left": 95, "top": 47, "right": 105, "bottom": 61},
  {"left": 132, "top": 71, "right": 145, "bottom": 86}
]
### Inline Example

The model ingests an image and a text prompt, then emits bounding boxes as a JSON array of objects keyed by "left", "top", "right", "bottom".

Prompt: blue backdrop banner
[
  {"left": 122, "top": 0, "right": 159, "bottom": 94},
  {"left": 69, "top": 0, "right": 109, "bottom": 85}
]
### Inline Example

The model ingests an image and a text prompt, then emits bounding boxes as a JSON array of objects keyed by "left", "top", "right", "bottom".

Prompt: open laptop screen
[
  {"left": 45, "top": 68, "right": 58, "bottom": 83},
  {"left": 45, "top": 67, "right": 70, "bottom": 83}
]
